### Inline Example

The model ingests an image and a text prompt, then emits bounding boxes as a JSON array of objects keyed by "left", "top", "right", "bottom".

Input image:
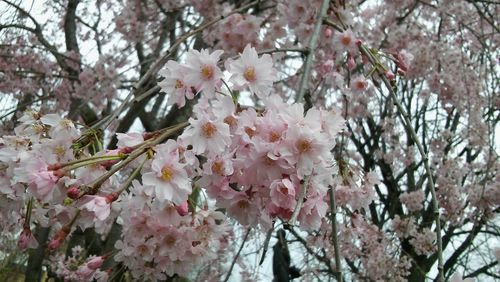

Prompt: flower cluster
[
  {"left": 177, "top": 93, "right": 344, "bottom": 229},
  {"left": 114, "top": 181, "right": 230, "bottom": 280},
  {"left": 159, "top": 44, "right": 277, "bottom": 107},
  {"left": 48, "top": 246, "right": 108, "bottom": 282},
  {"left": 399, "top": 190, "right": 425, "bottom": 212}
]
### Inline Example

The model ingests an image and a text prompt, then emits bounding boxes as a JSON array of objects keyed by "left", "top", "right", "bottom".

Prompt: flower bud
[
  {"left": 67, "top": 186, "right": 80, "bottom": 199},
  {"left": 176, "top": 201, "right": 189, "bottom": 216},
  {"left": 324, "top": 28, "right": 332, "bottom": 38},
  {"left": 87, "top": 256, "right": 105, "bottom": 270}
]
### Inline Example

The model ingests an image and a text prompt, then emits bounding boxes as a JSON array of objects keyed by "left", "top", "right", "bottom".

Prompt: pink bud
[
  {"left": 67, "top": 186, "right": 80, "bottom": 199},
  {"left": 176, "top": 201, "right": 189, "bottom": 216},
  {"left": 105, "top": 192, "right": 119, "bottom": 204},
  {"left": 17, "top": 227, "right": 38, "bottom": 250},
  {"left": 119, "top": 146, "right": 134, "bottom": 154},
  {"left": 87, "top": 256, "right": 105, "bottom": 270},
  {"left": 48, "top": 238, "right": 63, "bottom": 250},
  {"left": 347, "top": 55, "right": 356, "bottom": 71},
  {"left": 47, "top": 163, "right": 62, "bottom": 171},
  {"left": 48, "top": 227, "right": 70, "bottom": 250},
  {"left": 324, "top": 28, "right": 332, "bottom": 38},
  {"left": 385, "top": 71, "right": 396, "bottom": 80},
  {"left": 53, "top": 169, "right": 66, "bottom": 179}
]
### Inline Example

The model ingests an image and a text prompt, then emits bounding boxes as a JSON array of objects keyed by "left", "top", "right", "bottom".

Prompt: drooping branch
[
  {"left": 359, "top": 45, "right": 444, "bottom": 282},
  {"left": 295, "top": 0, "right": 330, "bottom": 104},
  {"left": 328, "top": 187, "right": 343, "bottom": 282}
]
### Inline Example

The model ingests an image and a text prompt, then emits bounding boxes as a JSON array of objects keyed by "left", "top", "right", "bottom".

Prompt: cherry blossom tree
[{"left": 0, "top": 0, "right": 498, "bottom": 281}]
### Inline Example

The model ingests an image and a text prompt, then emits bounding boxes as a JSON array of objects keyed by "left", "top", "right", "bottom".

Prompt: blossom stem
[
  {"left": 221, "top": 79, "right": 235, "bottom": 100},
  {"left": 323, "top": 18, "right": 344, "bottom": 33},
  {"left": 226, "top": 47, "right": 307, "bottom": 63},
  {"left": 87, "top": 122, "right": 189, "bottom": 192},
  {"left": 295, "top": 0, "right": 330, "bottom": 104},
  {"left": 58, "top": 154, "right": 126, "bottom": 170},
  {"left": 68, "top": 210, "right": 81, "bottom": 227},
  {"left": 24, "top": 197, "right": 34, "bottom": 228},
  {"left": 359, "top": 44, "right": 444, "bottom": 282},
  {"left": 116, "top": 156, "right": 148, "bottom": 195},
  {"left": 133, "top": 85, "right": 161, "bottom": 103}
]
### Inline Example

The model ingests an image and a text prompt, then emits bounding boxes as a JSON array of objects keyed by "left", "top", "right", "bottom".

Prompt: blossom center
[
  {"left": 244, "top": 127, "right": 256, "bottom": 138},
  {"left": 355, "top": 80, "right": 367, "bottom": 90},
  {"left": 54, "top": 145, "right": 66, "bottom": 157},
  {"left": 175, "top": 79, "right": 184, "bottom": 89},
  {"left": 224, "top": 116, "right": 237, "bottom": 127},
  {"left": 201, "top": 122, "right": 217, "bottom": 138},
  {"left": 211, "top": 161, "right": 224, "bottom": 175},
  {"left": 243, "top": 66, "right": 256, "bottom": 82},
  {"left": 296, "top": 139, "right": 311, "bottom": 153},
  {"left": 32, "top": 124, "right": 44, "bottom": 134},
  {"left": 61, "top": 119, "right": 72, "bottom": 128},
  {"left": 269, "top": 131, "right": 281, "bottom": 142},
  {"left": 237, "top": 200, "right": 250, "bottom": 209},
  {"left": 161, "top": 166, "right": 173, "bottom": 181},
  {"left": 341, "top": 35, "right": 352, "bottom": 46},
  {"left": 279, "top": 186, "right": 289, "bottom": 195},
  {"left": 201, "top": 65, "right": 214, "bottom": 80},
  {"left": 163, "top": 234, "right": 177, "bottom": 246}
]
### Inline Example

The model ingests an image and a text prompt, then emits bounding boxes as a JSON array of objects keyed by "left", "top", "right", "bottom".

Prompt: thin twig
[
  {"left": 328, "top": 187, "right": 343, "bottom": 282},
  {"left": 288, "top": 175, "right": 310, "bottom": 227},
  {"left": 133, "top": 85, "right": 162, "bottom": 103},
  {"left": 288, "top": 227, "right": 334, "bottom": 274},
  {"left": 224, "top": 228, "right": 251, "bottom": 282}
]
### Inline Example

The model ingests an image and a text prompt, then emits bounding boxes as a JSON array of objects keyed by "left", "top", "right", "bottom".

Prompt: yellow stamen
[
  {"left": 243, "top": 66, "right": 256, "bottom": 82},
  {"left": 201, "top": 65, "right": 214, "bottom": 80},
  {"left": 161, "top": 166, "right": 173, "bottom": 181},
  {"left": 201, "top": 122, "right": 217, "bottom": 138},
  {"left": 296, "top": 139, "right": 311, "bottom": 153},
  {"left": 175, "top": 79, "right": 184, "bottom": 89}
]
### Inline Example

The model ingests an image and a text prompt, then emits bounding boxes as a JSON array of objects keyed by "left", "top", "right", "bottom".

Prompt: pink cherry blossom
[
  {"left": 334, "top": 29, "right": 357, "bottom": 54},
  {"left": 226, "top": 44, "right": 277, "bottom": 98},
  {"left": 181, "top": 116, "right": 231, "bottom": 155},
  {"left": 158, "top": 60, "right": 194, "bottom": 108},
  {"left": 184, "top": 49, "right": 224, "bottom": 96},
  {"left": 142, "top": 140, "right": 191, "bottom": 205},
  {"left": 78, "top": 195, "right": 113, "bottom": 221}
]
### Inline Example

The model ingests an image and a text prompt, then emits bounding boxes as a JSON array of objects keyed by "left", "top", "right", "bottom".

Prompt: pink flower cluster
[
  {"left": 114, "top": 181, "right": 230, "bottom": 280},
  {"left": 338, "top": 214, "right": 411, "bottom": 281},
  {"left": 49, "top": 246, "right": 108, "bottom": 282},
  {"left": 392, "top": 215, "right": 437, "bottom": 256},
  {"left": 159, "top": 44, "right": 277, "bottom": 107},
  {"left": 205, "top": 13, "right": 263, "bottom": 54},
  {"left": 409, "top": 228, "right": 437, "bottom": 256},
  {"left": 399, "top": 190, "right": 425, "bottom": 212},
  {"left": 177, "top": 92, "right": 344, "bottom": 229},
  {"left": 334, "top": 171, "right": 379, "bottom": 211}
]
